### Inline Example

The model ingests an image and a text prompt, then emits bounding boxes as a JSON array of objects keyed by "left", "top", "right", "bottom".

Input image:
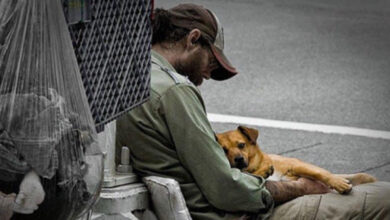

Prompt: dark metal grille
[{"left": 63, "top": 0, "right": 152, "bottom": 132}]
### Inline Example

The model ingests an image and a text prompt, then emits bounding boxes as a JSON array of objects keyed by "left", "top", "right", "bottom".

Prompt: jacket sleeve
[{"left": 159, "top": 85, "right": 274, "bottom": 214}]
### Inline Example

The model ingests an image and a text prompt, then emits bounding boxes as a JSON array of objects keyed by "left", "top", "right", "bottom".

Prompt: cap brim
[{"left": 210, "top": 45, "right": 238, "bottom": 80}]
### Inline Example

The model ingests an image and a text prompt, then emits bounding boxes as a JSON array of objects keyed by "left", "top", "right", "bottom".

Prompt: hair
[{"left": 152, "top": 8, "right": 209, "bottom": 47}]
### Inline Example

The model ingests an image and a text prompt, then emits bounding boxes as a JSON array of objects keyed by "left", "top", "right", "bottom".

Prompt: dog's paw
[{"left": 328, "top": 176, "right": 352, "bottom": 194}]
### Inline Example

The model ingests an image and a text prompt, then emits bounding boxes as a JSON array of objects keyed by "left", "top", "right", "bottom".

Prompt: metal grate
[{"left": 63, "top": 0, "right": 152, "bottom": 132}]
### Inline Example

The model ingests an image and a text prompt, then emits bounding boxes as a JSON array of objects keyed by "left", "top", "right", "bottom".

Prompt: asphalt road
[{"left": 156, "top": 0, "right": 390, "bottom": 181}]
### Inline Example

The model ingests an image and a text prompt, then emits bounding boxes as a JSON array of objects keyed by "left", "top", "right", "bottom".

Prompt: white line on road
[{"left": 207, "top": 113, "right": 390, "bottom": 140}]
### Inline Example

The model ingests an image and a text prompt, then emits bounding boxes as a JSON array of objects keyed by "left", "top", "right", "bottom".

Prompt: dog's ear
[{"left": 238, "top": 126, "right": 258, "bottom": 145}]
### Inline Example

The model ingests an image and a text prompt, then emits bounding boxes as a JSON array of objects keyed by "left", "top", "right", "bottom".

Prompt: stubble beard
[{"left": 174, "top": 51, "right": 204, "bottom": 86}]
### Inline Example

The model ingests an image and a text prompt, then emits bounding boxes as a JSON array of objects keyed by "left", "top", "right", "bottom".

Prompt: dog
[{"left": 216, "top": 126, "right": 376, "bottom": 194}]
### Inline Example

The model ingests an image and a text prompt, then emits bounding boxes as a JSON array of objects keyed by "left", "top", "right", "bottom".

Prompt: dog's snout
[
  {"left": 234, "top": 156, "right": 244, "bottom": 163},
  {"left": 234, "top": 156, "right": 248, "bottom": 170}
]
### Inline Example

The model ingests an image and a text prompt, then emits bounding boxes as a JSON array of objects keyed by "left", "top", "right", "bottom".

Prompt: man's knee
[
  {"left": 355, "top": 181, "right": 390, "bottom": 219},
  {"left": 270, "top": 181, "right": 390, "bottom": 219},
  {"left": 270, "top": 195, "right": 321, "bottom": 219}
]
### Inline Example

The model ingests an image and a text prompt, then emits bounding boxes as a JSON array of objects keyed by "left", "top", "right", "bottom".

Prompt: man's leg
[{"left": 270, "top": 182, "right": 390, "bottom": 220}]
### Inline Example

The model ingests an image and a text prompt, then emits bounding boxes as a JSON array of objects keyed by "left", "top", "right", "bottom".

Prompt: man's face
[{"left": 175, "top": 45, "right": 219, "bottom": 86}]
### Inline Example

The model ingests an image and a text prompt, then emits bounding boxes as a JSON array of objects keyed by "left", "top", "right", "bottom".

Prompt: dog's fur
[{"left": 216, "top": 126, "right": 376, "bottom": 194}]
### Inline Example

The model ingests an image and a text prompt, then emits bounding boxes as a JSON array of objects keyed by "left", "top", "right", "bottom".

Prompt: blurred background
[{"left": 156, "top": 0, "right": 390, "bottom": 181}]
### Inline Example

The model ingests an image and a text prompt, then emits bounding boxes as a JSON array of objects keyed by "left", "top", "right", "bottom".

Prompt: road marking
[{"left": 207, "top": 113, "right": 390, "bottom": 140}]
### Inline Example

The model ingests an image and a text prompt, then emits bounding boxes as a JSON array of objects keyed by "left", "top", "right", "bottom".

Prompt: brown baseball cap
[{"left": 168, "top": 4, "right": 238, "bottom": 80}]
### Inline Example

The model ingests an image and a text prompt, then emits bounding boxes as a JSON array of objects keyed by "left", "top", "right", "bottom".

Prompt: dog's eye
[
  {"left": 238, "top": 143, "right": 246, "bottom": 149},
  {"left": 223, "top": 147, "right": 228, "bottom": 154}
]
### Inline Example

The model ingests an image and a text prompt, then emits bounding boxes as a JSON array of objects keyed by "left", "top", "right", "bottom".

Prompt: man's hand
[
  {"left": 265, "top": 177, "right": 330, "bottom": 205},
  {"left": 0, "top": 192, "right": 16, "bottom": 220},
  {"left": 13, "top": 171, "right": 45, "bottom": 214}
]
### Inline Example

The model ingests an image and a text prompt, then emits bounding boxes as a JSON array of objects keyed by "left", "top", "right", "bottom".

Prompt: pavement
[{"left": 156, "top": 0, "right": 390, "bottom": 181}]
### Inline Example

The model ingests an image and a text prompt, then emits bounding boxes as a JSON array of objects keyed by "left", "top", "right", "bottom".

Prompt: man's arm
[
  {"left": 161, "top": 85, "right": 273, "bottom": 213},
  {"left": 265, "top": 178, "right": 330, "bottom": 205}
]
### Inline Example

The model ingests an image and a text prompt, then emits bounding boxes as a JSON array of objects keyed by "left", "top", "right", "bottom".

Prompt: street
[{"left": 157, "top": 0, "right": 390, "bottom": 181}]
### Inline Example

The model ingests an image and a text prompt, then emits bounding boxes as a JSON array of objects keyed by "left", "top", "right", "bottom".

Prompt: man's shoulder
[
  {"left": 150, "top": 50, "right": 199, "bottom": 97},
  {"left": 151, "top": 62, "right": 196, "bottom": 97}
]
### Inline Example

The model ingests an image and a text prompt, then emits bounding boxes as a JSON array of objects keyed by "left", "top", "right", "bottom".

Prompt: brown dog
[{"left": 216, "top": 126, "right": 376, "bottom": 194}]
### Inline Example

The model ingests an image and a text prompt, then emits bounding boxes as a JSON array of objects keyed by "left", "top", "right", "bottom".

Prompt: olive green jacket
[{"left": 116, "top": 50, "right": 273, "bottom": 220}]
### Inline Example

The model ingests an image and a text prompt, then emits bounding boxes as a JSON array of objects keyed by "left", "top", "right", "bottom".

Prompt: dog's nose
[
  {"left": 234, "top": 156, "right": 245, "bottom": 163},
  {"left": 234, "top": 156, "right": 248, "bottom": 170}
]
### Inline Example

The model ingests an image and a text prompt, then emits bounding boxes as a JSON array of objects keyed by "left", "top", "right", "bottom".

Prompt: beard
[{"left": 174, "top": 49, "right": 205, "bottom": 86}]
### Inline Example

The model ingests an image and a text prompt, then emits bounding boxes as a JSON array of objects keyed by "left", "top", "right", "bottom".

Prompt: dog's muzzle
[{"left": 234, "top": 156, "right": 248, "bottom": 170}]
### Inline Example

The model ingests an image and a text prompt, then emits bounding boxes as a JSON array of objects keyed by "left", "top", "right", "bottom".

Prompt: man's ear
[
  {"left": 238, "top": 126, "right": 258, "bottom": 145},
  {"left": 186, "top": 29, "right": 202, "bottom": 49}
]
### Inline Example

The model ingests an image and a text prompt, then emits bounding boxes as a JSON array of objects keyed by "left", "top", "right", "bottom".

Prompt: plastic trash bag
[{"left": 0, "top": 0, "right": 103, "bottom": 219}]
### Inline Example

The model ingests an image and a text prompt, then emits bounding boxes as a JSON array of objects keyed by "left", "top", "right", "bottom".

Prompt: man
[{"left": 116, "top": 3, "right": 390, "bottom": 219}]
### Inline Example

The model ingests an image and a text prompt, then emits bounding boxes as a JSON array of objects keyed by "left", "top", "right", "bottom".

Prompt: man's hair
[{"left": 152, "top": 8, "right": 209, "bottom": 46}]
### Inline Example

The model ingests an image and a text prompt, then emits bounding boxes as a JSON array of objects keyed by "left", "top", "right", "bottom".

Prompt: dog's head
[{"left": 216, "top": 126, "right": 274, "bottom": 178}]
